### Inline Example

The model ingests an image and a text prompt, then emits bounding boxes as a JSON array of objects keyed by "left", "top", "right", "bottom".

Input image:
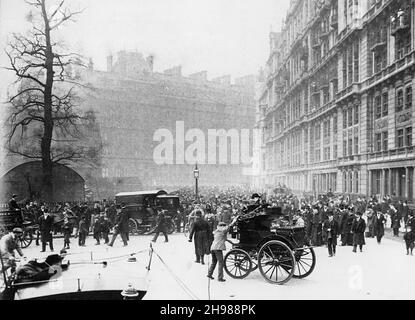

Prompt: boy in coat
[{"left": 207, "top": 217, "right": 238, "bottom": 282}]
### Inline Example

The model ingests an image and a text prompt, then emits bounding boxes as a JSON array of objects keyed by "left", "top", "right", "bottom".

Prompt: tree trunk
[{"left": 41, "top": 0, "right": 54, "bottom": 202}]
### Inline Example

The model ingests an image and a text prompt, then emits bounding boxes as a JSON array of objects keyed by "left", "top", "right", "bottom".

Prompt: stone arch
[{"left": 0, "top": 161, "right": 85, "bottom": 203}]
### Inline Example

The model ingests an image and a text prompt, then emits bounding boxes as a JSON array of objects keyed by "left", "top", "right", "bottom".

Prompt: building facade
[
  {"left": 82, "top": 51, "right": 256, "bottom": 198},
  {"left": 255, "top": 0, "right": 415, "bottom": 202}
]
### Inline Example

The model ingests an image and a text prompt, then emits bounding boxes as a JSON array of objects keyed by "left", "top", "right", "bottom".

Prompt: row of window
[
  {"left": 343, "top": 171, "right": 360, "bottom": 194},
  {"left": 342, "top": 105, "right": 359, "bottom": 129}
]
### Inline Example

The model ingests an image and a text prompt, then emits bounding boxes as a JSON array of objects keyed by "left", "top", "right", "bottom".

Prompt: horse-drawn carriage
[
  {"left": 225, "top": 206, "right": 316, "bottom": 285},
  {"left": 115, "top": 190, "right": 178, "bottom": 235},
  {"left": 0, "top": 210, "right": 36, "bottom": 249}
]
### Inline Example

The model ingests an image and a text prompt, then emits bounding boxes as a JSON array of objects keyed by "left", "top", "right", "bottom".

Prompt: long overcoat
[{"left": 352, "top": 218, "right": 366, "bottom": 246}]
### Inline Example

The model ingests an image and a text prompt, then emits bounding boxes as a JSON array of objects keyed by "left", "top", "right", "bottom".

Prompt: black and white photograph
[{"left": 0, "top": 0, "right": 414, "bottom": 305}]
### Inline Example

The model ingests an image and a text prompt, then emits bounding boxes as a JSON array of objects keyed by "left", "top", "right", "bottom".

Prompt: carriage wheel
[
  {"left": 224, "top": 249, "right": 252, "bottom": 279},
  {"left": 19, "top": 230, "right": 33, "bottom": 248},
  {"left": 258, "top": 240, "right": 295, "bottom": 285},
  {"left": 128, "top": 218, "right": 138, "bottom": 235},
  {"left": 292, "top": 247, "right": 316, "bottom": 279},
  {"left": 167, "top": 221, "right": 175, "bottom": 234},
  {"left": 135, "top": 219, "right": 148, "bottom": 235}
]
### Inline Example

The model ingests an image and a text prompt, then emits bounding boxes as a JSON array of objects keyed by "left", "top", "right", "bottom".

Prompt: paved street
[{"left": 20, "top": 233, "right": 415, "bottom": 300}]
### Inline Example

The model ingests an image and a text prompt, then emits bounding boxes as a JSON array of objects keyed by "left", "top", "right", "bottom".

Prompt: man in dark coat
[
  {"left": 404, "top": 211, "right": 415, "bottom": 255},
  {"left": 341, "top": 210, "right": 354, "bottom": 246},
  {"left": 188, "top": 211, "right": 211, "bottom": 264},
  {"left": 390, "top": 205, "right": 401, "bottom": 237},
  {"left": 152, "top": 210, "right": 169, "bottom": 243},
  {"left": 100, "top": 214, "right": 111, "bottom": 244},
  {"left": 373, "top": 211, "right": 386, "bottom": 244},
  {"left": 352, "top": 212, "right": 366, "bottom": 253},
  {"left": 323, "top": 212, "right": 339, "bottom": 257},
  {"left": 403, "top": 201, "right": 410, "bottom": 225},
  {"left": 108, "top": 208, "right": 129, "bottom": 246},
  {"left": 38, "top": 209, "right": 54, "bottom": 252},
  {"left": 8, "top": 194, "right": 20, "bottom": 211},
  {"left": 78, "top": 216, "right": 89, "bottom": 246}
]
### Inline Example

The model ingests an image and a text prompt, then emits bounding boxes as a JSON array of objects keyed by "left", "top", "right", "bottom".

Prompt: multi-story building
[
  {"left": 1, "top": 51, "right": 256, "bottom": 201},
  {"left": 82, "top": 51, "right": 256, "bottom": 197},
  {"left": 255, "top": 0, "right": 415, "bottom": 202}
]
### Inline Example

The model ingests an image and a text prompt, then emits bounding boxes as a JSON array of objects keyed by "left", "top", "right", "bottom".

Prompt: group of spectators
[{"left": 7, "top": 196, "right": 131, "bottom": 251}]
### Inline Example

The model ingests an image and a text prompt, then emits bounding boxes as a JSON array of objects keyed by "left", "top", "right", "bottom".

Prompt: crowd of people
[{"left": 2, "top": 186, "right": 415, "bottom": 282}]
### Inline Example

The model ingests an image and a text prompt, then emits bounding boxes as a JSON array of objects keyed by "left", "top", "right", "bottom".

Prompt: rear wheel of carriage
[
  {"left": 128, "top": 218, "right": 138, "bottom": 235},
  {"left": 292, "top": 247, "right": 316, "bottom": 279},
  {"left": 258, "top": 240, "right": 295, "bottom": 285},
  {"left": 135, "top": 219, "right": 148, "bottom": 235},
  {"left": 224, "top": 249, "right": 252, "bottom": 279},
  {"left": 19, "top": 230, "right": 33, "bottom": 248}
]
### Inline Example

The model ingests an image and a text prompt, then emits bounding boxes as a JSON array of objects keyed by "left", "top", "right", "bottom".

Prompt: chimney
[
  {"left": 146, "top": 55, "right": 154, "bottom": 72},
  {"left": 107, "top": 55, "right": 113, "bottom": 73}
]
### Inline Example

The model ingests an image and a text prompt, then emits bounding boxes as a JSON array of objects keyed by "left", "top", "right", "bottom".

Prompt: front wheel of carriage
[
  {"left": 257, "top": 240, "right": 295, "bottom": 285},
  {"left": 292, "top": 247, "right": 316, "bottom": 279},
  {"left": 224, "top": 249, "right": 253, "bottom": 279},
  {"left": 19, "top": 229, "right": 33, "bottom": 248}
]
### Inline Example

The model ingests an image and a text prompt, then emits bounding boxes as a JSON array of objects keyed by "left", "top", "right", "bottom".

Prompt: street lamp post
[{"left": 193, "top": 164, "right": 199, "bottom": 201}]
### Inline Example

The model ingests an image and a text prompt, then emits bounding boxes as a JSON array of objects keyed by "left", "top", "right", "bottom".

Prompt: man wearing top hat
[
  {"left": 323, "top": 212, "right": 339, "bottom": 257},
  {"left": 352, "top": 212, "right": 366, "bottom": 253},
  {"left": 0, "top": 228, "right": 26, "bottom": 273},
  {"left": 38, "top": 208, "right": 54, "bottom": 252}
]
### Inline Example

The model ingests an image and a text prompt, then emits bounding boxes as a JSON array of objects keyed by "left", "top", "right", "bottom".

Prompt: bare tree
[{"left": 5, "top": 0, "right": 101, "bottom": 201}]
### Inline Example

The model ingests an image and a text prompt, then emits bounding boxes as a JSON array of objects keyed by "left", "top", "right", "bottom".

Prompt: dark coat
[
  {"left": 78, "top": 220, "right": 89, "bottom": 235},
  {"left": 341, "top": 213, "right": 354, "bottom": 234},
  {"left": 391, "top": 212, "right": 401, "bottom": 229},
  {"left": 115, "top": 211, "right": 129, "bottom": 233},
  {"left": 352, "top": 218, "right": 366, "bottom": 246},
  {"left": 8, "top": 198, "right": 19, "bottom": 210},
  {"left": 373, "top": 214, "right": 386, "bottom": 237},
  {"left": 189, "top": 218, "right": 211, "bottom": 256},
  {"left": 38, "top": 215, "right": 54, "bottom": 242},
  {"left": 323, "top": 219, "right": 339, "bottom": 245}
]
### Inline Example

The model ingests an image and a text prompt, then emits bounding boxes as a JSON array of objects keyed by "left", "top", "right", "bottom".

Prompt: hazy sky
[{"left": 0, "top": 0, "right": 290, "bottom": 80}]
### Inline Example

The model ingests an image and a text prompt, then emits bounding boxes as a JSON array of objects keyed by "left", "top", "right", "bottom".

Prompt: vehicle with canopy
[{"left": 225, "top": 204, "right": 316, "bottom": 285}]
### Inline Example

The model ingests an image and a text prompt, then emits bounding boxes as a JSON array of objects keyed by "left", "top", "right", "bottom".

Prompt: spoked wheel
[
  {"left": 258, "top": 240, "right": 295, "bottom": 285},
  {"left": 224, "top": 249, "right": 253, "bottom": 279},
  {"left": 292, "top": 247, "right": 316, "bottom": 279},
  {"left": 167, "top": 221, "right": 175, "bottom": 234},
  {"left": 19, "top": 230, "right": 33, "bottom": 248},
  {"left": 128, "top": 218, "right": 138, "bottom": 235},
  {"left": 135, "top": 219, "right": 148, "bottom": 235}
]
